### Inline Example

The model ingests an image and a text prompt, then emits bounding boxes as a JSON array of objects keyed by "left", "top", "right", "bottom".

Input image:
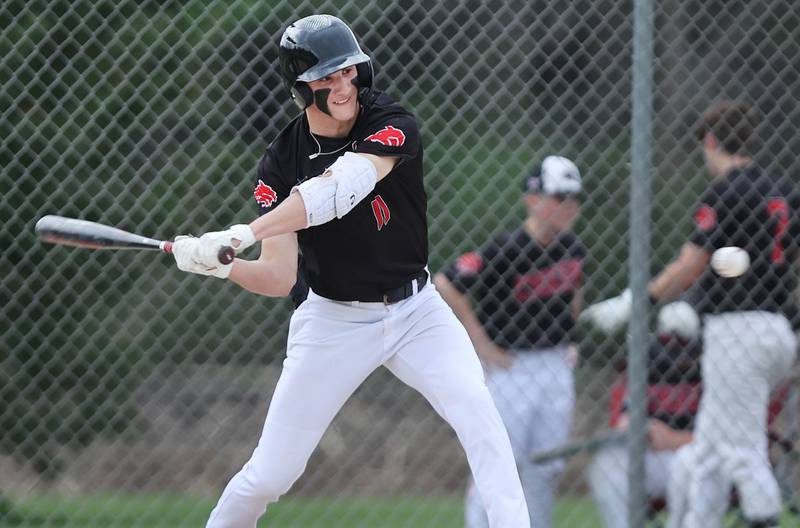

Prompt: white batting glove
[
  {"left": 172, "top": 235, "right": 232, "bottom": 279},
  {"left": 579, "top": 288, "right": 632, "bottom": 333},
  {"left": 656, "top": 301, "right": 700, "bottom": 340},
  {"left": 223, "top": 224, "right": 257, "bottom": 253}
]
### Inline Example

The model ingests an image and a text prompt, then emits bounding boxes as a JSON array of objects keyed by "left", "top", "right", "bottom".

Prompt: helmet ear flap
[
  {"left": 290, "top": 82, "right": 314, "bottom": 110},
  {"left": 354, "top": 61, "right": 374, "bottom": 106}
]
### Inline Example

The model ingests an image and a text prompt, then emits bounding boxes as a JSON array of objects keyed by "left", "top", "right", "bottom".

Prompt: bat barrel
[
  {"left": 37, "top": 215, "right": 236, "bottom": 265},
  {"left": 36, "top": 215, "right": 162, "bottom": 250}
]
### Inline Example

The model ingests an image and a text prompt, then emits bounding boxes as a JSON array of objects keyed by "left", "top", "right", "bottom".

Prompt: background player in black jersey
[
  {"left": 434, "top": 156, "right": 584, "bottom": 528},
  {"left": 582, "top": 101, "right": 800, "bottom": 528},
  {"left": 588, "top": 301, "right": 703, "bottom": 528},
  {"left": 170, "top": 14, "right": 529, "bottom": 528}
]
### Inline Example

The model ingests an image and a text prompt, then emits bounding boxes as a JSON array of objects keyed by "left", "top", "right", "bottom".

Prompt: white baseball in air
[{"left": 710, "top": 246, "right": 750, "bottom": 278}]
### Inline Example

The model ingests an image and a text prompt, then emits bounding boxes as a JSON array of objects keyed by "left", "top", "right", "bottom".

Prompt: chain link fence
[{"left": 3, "top": 0, "right": 800, "bottom": 526}]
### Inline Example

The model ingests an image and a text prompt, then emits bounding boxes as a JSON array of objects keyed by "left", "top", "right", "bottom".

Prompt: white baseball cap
[{"left": 523, "top": 155, "right": 582, "bottom": 196}]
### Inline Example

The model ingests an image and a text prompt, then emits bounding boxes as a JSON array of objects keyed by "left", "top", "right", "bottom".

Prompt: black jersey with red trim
[
  {"left": 252, "top": 91, "right": 427, "bottom": 301},
  {"left": 687, "top": 165, "right": 800, "bottom": 316},
  {"left": 610, "top": 334, "right": 703, "bottom": 431},
  {"left": 610, "top": 334, "right": 789, "bottom": 431},
  {"left": 443, "top": 228, "right": 584, "bottom": 349}
]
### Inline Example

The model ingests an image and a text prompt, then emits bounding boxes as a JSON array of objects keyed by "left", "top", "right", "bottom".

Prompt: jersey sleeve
[
  {"left": 442, "top": 238, "right": 501, "bottom": 294},
  {"left": 253, "top": 148, "right": 292, "bottom": 216},
  {"left": 354, "top": 111, "right": 420, "bottom": 161},
  {"left": 784, "top": 183, "right": 800, "bottom": 257},
  {"left": 688, "top": 180, "right": 730, "bottom": 251},
  {"left": 568, "top": 236, "right": 586, "bottom": 289}
]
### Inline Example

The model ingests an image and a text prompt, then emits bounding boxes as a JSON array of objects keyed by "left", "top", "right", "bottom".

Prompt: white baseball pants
[
  {"left": 588, "top": 444, "right": 675, "bottom": 528},
  {"left": 205, "top": 283, "right": 529, "bottom": 528},
  {"left": 667, "top": 310, "right": 796, "bottom": 528},
  {"left": 464, "top": 347, "right": 575, "bottom": 528}
]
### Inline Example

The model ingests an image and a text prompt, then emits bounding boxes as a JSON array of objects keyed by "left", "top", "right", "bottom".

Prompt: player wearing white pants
[
  {"left": 436, "top": 156, "right": 585, "bottom": 528},
  {"left": 667, "top": 311, "right": 797, "bottom": 528},
  {"left": 464, "top": 348, "right": 575, "bottom": 528},
  {"left": 588, "top": 302, "right": 701, "bottom": 528},
  {"left": 206, "top": 284, "right": 528, "bottom": 527},
  {"left": 589, "top": 445, "right": 675, "bottom": 527},
  {"left": 582, "top": 101, "right": 800, "bottom": 527},
  {"left": 172, "top": 14, "right": 529, "bottom": 527}
]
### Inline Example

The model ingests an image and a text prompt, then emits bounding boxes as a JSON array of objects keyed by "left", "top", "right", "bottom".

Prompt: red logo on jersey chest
[
  {"left": 254, "top": 180, "right": 277, "bottom": 208},
  {"left": 694, "top": 205, "right": 717, "bottom": 232},
  {"left": 371, "top": 195, "right": 391, "bottom": 230},
  {"left": 365, "top": 125, "right": 406, "bottom": 147},
  {"left": 513, "top": 258, "right": 582, "bottom": 303}
]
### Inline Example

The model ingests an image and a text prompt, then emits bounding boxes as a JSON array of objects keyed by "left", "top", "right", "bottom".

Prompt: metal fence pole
[{"left": 628, "top": 0, "right": 655, "bottom": 526}]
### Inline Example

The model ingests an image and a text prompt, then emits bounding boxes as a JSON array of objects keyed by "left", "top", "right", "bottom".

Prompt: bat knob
[{"left": 218, "top": 246, "right": 235, "bottom": 265}]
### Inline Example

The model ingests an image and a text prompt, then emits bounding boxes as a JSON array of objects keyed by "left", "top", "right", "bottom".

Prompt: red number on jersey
[
  {"left": 767, "top": 198, "right": 789, "bottom": 263},
  {"left": 371, "top": 195, "right": 390, "bottom": 230}
]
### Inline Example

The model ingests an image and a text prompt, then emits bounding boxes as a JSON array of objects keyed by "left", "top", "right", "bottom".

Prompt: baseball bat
[
  {"left": 529, "top": 430, "right": 627, "bottom": 464},
  {"left": 35, "top": 215, "right": 235, "bottom": 265}
]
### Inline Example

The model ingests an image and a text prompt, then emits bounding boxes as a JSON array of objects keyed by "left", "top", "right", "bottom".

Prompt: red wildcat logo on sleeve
[
  {"left": 364, "top": 125, "right": 406, "bottom": 147},
  {"left": 694, "top": 204, "right": 717, "bottom": 232},
  {"left": 254, "top": 180, "right": 277, "bottom": 208}
]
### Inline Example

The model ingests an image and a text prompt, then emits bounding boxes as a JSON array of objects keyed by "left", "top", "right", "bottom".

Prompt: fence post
[{"left": 628, "top": 0, "right": 655, "bottom": 526}]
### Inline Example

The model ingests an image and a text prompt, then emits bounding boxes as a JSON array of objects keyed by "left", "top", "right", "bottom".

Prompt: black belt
[{"left": 363, "top": 270, "right": 428, "bottom": 304}]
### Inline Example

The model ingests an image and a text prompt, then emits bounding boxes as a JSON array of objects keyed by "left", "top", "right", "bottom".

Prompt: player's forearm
[
  {"left": 571, "top": 289, "right": 583, "bottom": 319},
  {"left": 654, "top": 427, "right": 694, "bottom": 451},
  {"left": 649, "top": 242, "right": 710, "bottom": 302},
  {"left": 433, "top": 273, "right": 493, "bottom": 347},
  {"left": 649, "top": 261, "right": 689, "bottom": 302},
  {"left": 246, "top": 154, "right": 398, "bottom": 244},
  {"left": 248, "top": 193, "right": 309, "bottom": 242},
  {"left": 667, "top": 429, "right": 694, "bottom": 449},
  {"left": 228, "top": 258, "right": 296, "bottom": 297}
]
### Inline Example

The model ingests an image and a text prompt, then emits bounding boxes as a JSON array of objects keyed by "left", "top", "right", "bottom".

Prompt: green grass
[
  {"left": 4, "top": 493, "right": 800, "bottom": 527},
  {"left": 0, "top": 494, "right": 601, "bottom": 528}
]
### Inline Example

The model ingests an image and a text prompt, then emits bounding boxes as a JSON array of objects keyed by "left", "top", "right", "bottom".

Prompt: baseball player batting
[
  {"left": 583, "top": 101, "right": 800, "bottom": 528},
  {"left": 171, "top": 15, "right": 529, "bottom": 528}
]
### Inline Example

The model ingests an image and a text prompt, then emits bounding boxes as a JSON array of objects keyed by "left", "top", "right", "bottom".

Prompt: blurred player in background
[
  {"left": 434, "top": 156, "right": 583, "bottom": 528},
  {"left": 582, "top": 100, "right": 800, "bottom": 527},
  {"left": 170, "top": 14, "right": 530, "bottom": 528},
  {"left": 588, "top": 301, "right": 703, "bottom": 527}
]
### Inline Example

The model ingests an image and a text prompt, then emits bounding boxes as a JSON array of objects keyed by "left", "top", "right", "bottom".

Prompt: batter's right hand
[
  {"left": 173, "top": 235, "right": 233, "bottom": 279},
  {"left": 475, "top": 341, "right": 514, "bottom": 370}
]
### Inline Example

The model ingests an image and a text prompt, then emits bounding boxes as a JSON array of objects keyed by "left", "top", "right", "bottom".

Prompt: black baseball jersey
[
  {"left": 687, "top": 164, "right": 800, "bottom": 316},
  {"left": 611, "top": 332, "right": 703, "bottom": 431},
  {"left": 443, "top": 228, "right": 584, "bottom": 349},
  {"left": 252, "top": 91, "right": 428, "bottom": 301}
]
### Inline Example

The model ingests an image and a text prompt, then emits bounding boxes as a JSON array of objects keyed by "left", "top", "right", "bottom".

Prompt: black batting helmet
[{"left": 279, "top": 15, "right": 373, "bottom": 111}]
